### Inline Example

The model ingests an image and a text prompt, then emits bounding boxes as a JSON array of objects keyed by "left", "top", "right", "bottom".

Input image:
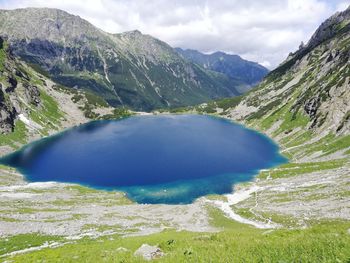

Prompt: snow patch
[
  {"left": 18, "top": 114, "right": 42, "bottom": 130},
  {"left": 207, "top": 186, "right": 280, "bottom": 229}
]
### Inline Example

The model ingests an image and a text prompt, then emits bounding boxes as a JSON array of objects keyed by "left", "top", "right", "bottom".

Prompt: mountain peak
[
  {"left": 301, "top": 5, "right": 350, "bottom": 52},
  {"left": 129, "top": 29, "right": 142, "bottom": 34},
  {"left": 176, "top": 48, "right": 269, "bottom": 86},
  {"left": 0, "top": 7, "right": 78, "bottom": 20},
  {"left": 0, "top": 7, "right": 107, "bottom": 43},
  {"left": 0, "top": 7, "right": 244, "bottom": 110}
]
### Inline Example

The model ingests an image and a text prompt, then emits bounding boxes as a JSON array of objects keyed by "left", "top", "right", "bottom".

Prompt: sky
[{"left": 0, "top": 0, "right": 349, "bottom": 69}]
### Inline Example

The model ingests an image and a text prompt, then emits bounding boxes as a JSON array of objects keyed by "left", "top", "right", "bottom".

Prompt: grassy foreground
[{"left": 3, "top": 209, "right": 350, "bottom": 262}]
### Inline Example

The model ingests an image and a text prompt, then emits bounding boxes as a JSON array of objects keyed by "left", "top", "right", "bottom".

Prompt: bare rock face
[
  {"left": 24, "top": 83, "right": 41, "bottom": 106},
  {"left": 134, "top": 244, "right": 164, "bottom": 261},
  {"left": 0, "top": 88, "right": 17, "bottom": 133},
  {"left": 304, "top": 97, "right": 319, "bottom": 118},
  {"left": 307, "top": 6, "right": 350, "bottom": 49},
  {"left": 5, "top": 75, "right": 17, "bottom": 92},
  {"left": 0, "top": 107, "right": 16, "bottom": 133},
  {"left": 0, "top": 36, "right": 42, "bottom": 134},
  {"left": 293, "top": 5, "right": 350, "bottom": 58}
]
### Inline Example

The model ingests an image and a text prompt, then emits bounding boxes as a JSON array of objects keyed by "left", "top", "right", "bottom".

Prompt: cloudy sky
[{"left": 0, "top": 0, "right": 348, "bottom": 68}]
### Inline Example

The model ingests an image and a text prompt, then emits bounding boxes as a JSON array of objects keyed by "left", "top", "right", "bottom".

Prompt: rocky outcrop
[
  {"left": 282, "top": 5, "right": 350, "bottom": 68},
  {"left": 0, "top": 36, "right": 42, "bottom": 134},
  {"left": 0, "top": 86, "right": 17, "bottom": 133},
  {"left": 5, "top": 75, "right": 17, "bottom": 92},
  {"left": 23, "top": 83, "right": 41, "bottom": 106},
  {"left": 302, "top": 5, "right": 350, "bottom": 52},
  {"left": 304, "top": 97, "right": 319, "bottom": 118}
]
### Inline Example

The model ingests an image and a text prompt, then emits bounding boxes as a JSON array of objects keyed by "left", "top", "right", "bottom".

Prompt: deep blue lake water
[{"left": 0, "top": 115, "right": 286, "bottom": 204}]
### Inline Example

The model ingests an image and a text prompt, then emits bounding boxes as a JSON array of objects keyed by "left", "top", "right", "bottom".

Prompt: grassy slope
[{"left": 3, "top": 209, "right": 350, "bottom": 262}]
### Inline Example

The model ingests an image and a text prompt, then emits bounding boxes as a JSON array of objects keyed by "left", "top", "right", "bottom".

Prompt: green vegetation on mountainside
[
  {"left": 0, "top": 120, "right": 27, "bottom": 147},
  {"left": 0, "top": 36, "right": 132, "bottom": 152},
  {"left": 0, "top": 8, "right": 246, "bottom": 111}
]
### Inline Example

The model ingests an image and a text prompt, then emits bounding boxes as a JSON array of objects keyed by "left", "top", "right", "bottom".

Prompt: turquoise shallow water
[{"left": 0, "top": 115, "right": 287, "bottom": 204}]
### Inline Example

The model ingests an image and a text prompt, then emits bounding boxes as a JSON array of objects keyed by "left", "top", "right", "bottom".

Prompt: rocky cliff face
[
  {"left": 295, "top": 6, "right": 350, "bottom": 57},
  {"left": 0, "top": 8, "right": 243, "bottom": 111},
  {"left": 0, "top": 37, "right": 41, "bottom": 133},
  {"left": 175, "top": 48, "right": 269, "bottom": 89}
]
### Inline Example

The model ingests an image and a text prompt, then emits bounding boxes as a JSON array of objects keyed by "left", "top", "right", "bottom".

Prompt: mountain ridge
[
  {"left": 175, "top": 47, "right": 269, "bottom": 91},
  {"left": 0, "top": 7, "right": 246, "bottom": 110}
]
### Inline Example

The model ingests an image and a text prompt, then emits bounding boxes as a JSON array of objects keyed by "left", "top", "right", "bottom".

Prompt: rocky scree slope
[
  {"left": 181, "top": 6, "right": 350, "bottom": 226},
  {"left": 0, "top": 36, "right": 116, "bottom": 156},
  {"left": 0, "top": 8, "right": 244, "bottom": 111},
  {"left": 175, "top": 48, "right": 269, "bottom": 91},
  {"left": 227, "top": 5, "right": 350, "bottom": 141}
]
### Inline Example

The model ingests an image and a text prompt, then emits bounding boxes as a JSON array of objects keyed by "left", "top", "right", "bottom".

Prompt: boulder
[
  {"left": 24, "top": 83, "right": 41, "bottom": 106},
  {"left": 304, "top": 97, "right": 319, "bottom": 118},
  {"left": 116, "top": 247, "right": 129, "bottom": 252},
  {"left": 134, "top": 244, "right": 164, "bottom": 261}
]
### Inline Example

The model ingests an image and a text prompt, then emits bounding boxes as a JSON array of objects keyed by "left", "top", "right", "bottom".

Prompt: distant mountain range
[
  {"left": 175, "top": 48, "right": 269, "bottom": 92},
  {"left": 0, "top": 8, "right": 267, "bottom": 111}
]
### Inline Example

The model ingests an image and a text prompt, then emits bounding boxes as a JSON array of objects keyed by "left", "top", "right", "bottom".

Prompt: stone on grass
[
  {"left": 134, "top": 244, "right": 164, "bottom": 261},
  {"left": 116, "top": 247, "right": 129, "bottom": 252}
]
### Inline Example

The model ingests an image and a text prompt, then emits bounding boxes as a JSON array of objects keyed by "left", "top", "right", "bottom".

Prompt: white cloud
[
  {"left": 336, "top": 1, "right": 350, "bottom": 11},
  {"left": 0, "top": 0, "right": 347, "bottom": 69}
]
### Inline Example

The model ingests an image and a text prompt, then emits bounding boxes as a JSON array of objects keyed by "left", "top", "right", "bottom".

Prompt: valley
[{"left": 0, "top": 4, "right": 349, "bottom": 263}]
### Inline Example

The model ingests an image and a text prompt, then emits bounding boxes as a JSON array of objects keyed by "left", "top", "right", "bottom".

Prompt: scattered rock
[
  {"left": 24, "top": 83, "right": 41, "bottom": 106},
  {"left": 134, "top": 244, "right": 164, "bottom": 261},
  {"left": 304, "top": 97, "right": 319, "bottom": 118},
  {"left": 15, "top": 68, "right": 30, "bottom": 81},
  {"left": 5, "top": 75, "right": 17, "bottom": 92},
  {"left": 0, "top": 101, "right": 17, "bottom": 133},
  {"left": 116, "top": 247, "right": 129, "bottom": 252}
]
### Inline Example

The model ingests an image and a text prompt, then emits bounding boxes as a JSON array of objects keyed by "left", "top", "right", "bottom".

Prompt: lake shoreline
[
  {"left": 1, "top": 110, "right": 349, "bottom": 241},
  {"left": 3, "top": 114, "right": 285, "bottom": 204}
]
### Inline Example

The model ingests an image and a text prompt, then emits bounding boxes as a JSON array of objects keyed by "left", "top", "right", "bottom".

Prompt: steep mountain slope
[
  {"left": 181, "top": 6, "right": 350, "bottom": 226},
  {"left": 228, "top": 6, "right": 350, "bottom": 140},
  {"left": 0, "top": 36, "right": 119, "bottom": 155},
  {"left": 0, "top": 8, "right": 243, "bottom": 111},
  {"left": 175, "top": 48, "right": 269, "bottom": 91}
]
